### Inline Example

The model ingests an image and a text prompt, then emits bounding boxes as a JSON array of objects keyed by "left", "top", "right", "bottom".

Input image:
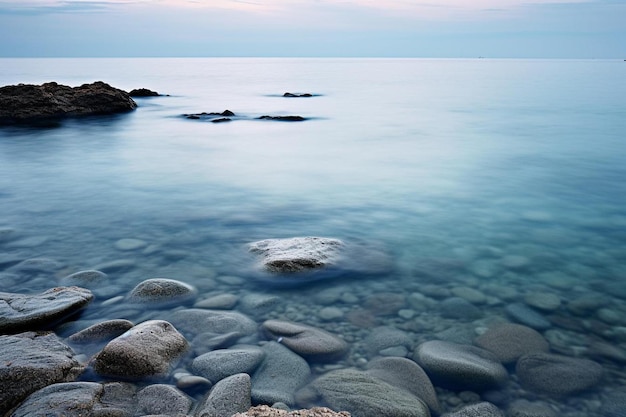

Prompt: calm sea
[{"left": 1, "top": 58, "right": 626, "bottom": 414}]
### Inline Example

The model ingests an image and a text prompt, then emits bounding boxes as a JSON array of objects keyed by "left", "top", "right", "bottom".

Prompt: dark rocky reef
[
  {"left": 283, "top": 92, "right": 313, "bottom": 97},
  {"left": 257, "top": 115, "right": 306, "bottom": 122},
  {"left": 0, "top": 81, "right": 137, "bottom": 127},
  {"left": 128, "top": 88, "right": 160, "bottom": 97}
]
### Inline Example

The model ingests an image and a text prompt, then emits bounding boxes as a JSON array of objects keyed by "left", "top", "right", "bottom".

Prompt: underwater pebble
[
  {"left": 524, "top": 292, "right": 561, "bottom": 312},
  {"left": 319, "top": 307, "right": 344, "bottom": 321},
  {"left": 451, "top": 286, "right": 487, "bottom": 304},
  {"left": 195, "top": 293, "right": 239, "bottom": 309},
  {"left": 114, "top": 238, "right": 147, "bottom": 251}
]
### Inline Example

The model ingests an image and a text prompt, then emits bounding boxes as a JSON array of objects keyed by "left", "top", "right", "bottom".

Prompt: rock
[
  {"left": 92, "top": 259, "right": 136, "bottom": 272},
  {"left": 507, "top": 399, "right": 557, "bottom": 417},
  {"left": 516, "top": 352, "right": 603, "bottom": 396},
  {"left": 0, "top": 286, "right": 94, "bottom": 333},
  {"left": 363, "top": 292, "right": 406, "bottom": 316},
  {"left": 257, "top": 115, "right": 307, "bottom": 121},
  {"left": 262, "top": 319, "right": 348, "bottom": 361},
  {"left": 505, "top": 303, "right": 551, "bottom": 330},
  {"left": 302, "top": 368, "right": 430, "bottom": 417},
  {"left": 474, "top": 323, "right": 550, "bottom": 364},
  {"left": 114, "top": 238, "right": 147, "bottom": 251},
  {"left": 129, "top": 88, "right": 160, "bottom": 97},
  {"left": 283, "top": 92, "right": 313, "bottom": 97},
  {"left": 168, "top": 309, "right": 257, "bottom": 338},
  {"left": 128, "top": 278, "right": 198, "bottom": 306},
  {"left": 9, "top": 381, "right": 138, "bottom": 417},
  {"left": 9, "top": 257, "right": 63, "bottom": 273},
  {"left": 440, "top": 297, "right": 482, "bottom": 320},
  {"left": 92, "top": 320, "right": 188, "bottom": 380},
  {"left": 249, "top": 237, "right": 344, "bottom": 273},
  {"left": 251, "top": 341, "right": 311, "bottom": 406},
  {"left": 239, "top": 293, "right": 281, "bottom": 316},
  {"left": 523, "top": 292, "right": 561, "bottom": 312},
  {"left": 0, "top": 332, "right": 85, "bottom": 415},
  {"left": 319, "top": 307, "right": 344, "bottom": 321},
  {"left": 414, "top": 340, "right": 508, "bottom": 391},
  {"left": 363, "top": 326, "right": 412, "bottom": 358},
  {"left": 0, "top": 81, "right": 137, "bottom": 126},
  {"left": 233, "top": 405, "right": 351, "bottom": 417},
  {"left": 444, "top": 402, "right": 504, "bottom": 417},
  {"left": 192, "top": 345, "right": 265, "bottom": 383},
  {"left": 67, "top": 319, "right": 134, "bottom": 345},
  {"left": 60, "top": 269, "right": 108, "bottom": 288},
  {"left": 366, "top": 357, "right": 440, "bottom": 414},
  {"left": 137, "top": 384, "right": 193, "bottom": 415},
  {"left": 192, "top": 331, "right": 245, "bottom": 354},
  {"left": 599, "top": 390, "right": 626, "bottom": 417},
  {"left": 196, "top": 373, "right": 252, "bottom": 417},
  {"left": 212, "top": 117, "right": 232, "bottom": 123},
  {"left": 195, "top": 293, "right": 239, "bottom": 309},
  {"left": 451, "top": 286, "right": 486, "bottom": 304}
]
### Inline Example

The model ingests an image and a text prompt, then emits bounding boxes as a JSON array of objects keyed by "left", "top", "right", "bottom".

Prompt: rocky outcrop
[
  {"left": 283, "top": 92, "right": 313, "bottom": 97},
  {"left": 127, "top": 278, "right": 198, "bottom": 306},
  {"left": 248, "top": 237, "right": 344, "bottom": 274},
  {"left": 128, "top": 88, "right": 159, "bottom": 97},
  {"left": 257, "top": 115, "right": 306, "bottom": 121},
  {"left": 0, "top": 81, "right": 137, "bottom": 126}
]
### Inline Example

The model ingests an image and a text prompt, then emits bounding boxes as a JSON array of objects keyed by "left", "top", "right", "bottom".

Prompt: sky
[{"left": 0, "top": 0, "right": 624, "bottom": 58}]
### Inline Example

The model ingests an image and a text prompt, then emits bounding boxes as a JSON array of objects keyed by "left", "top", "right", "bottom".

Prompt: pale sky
[{"left": 0, "top": 0, "right": 624, "bottom": 57}]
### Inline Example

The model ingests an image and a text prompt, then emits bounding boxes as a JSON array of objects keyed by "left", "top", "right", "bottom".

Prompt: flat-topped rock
[
  {"left": 192, "top": 345, "right": 265, "bottom": 383},
  {"left": 168, "top": 308, "right": 257, "bottom": 338},
  {"left": 0, "top": 332, "right": 84, "bottom": 415},
  {"left": 0, "top": 286, "right": 94, "bottom": 333},
  {"left": 249, "top": 237, "right": 344, "bottom": 273},
  {"left": 129, "top": 88, "right": 160, "bottom": 97},
  {"left": 0, "top": 81, "right": 137, "bottom": 126}
]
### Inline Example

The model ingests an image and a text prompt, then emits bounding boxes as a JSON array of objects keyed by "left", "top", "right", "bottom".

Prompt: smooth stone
[
  {"left": 505, "top": 303, "right": 551, "bottom": 330},
  {"left": 192, "top": 345, "right": 265, "bottom": 383},
  {"left": 379, "top": 346, "right": 408, "bottom": 357},
  {"left": 516, "top": 352, "right": 603, "bottom": 396},
  {"left": 414, "top": 340, "right": 508, "bottom": 391},
  {"left": 597, "top": 308, "right": 623, "bottom": 325},
  {"left": 440, "top": 297, "right": 482, "bottom": 320},
  {"left": 523, "top": 292, "right": 561, "bottom": 312},
  {"left": 507, "top": 399, "right": 557, "bottom": 417},
  {"left": 398, "top": 309, "right": 416, "bottom": 319},
  {"left": 364, "top": 292, "right": 407, "bottom": 316},
  {"left": 60, "top": 269, "right": 108, "bottom": 288},
  {"left": 92, "top": 259, "right": 136, "bottom": 272},
  {"left": 196, "top": 373, "right": 252, "bottom": 417},
  {"left": 366, "top": 356, "right": 441, "bottom": 415},
  {"left": 261, "top": 319, "right": 348, "bottom": 361},
  {"left": 0, "top": 227, "right": 17, "bottom": 242},
  {"left": 587, "top": 341, "right": 626, "bottom": 364},
  {"left": 195, "top": 293, "right": 239, "bottom": 309},
  {"left": 67, "top": 319, "right": 135, "bottom": 344},
  {"left": 92, "top": 320, "right": 188, "bottom": 380},
  {"left": 176, "top": 374, "right": 212, "bottom": 391},
  {"left": 303, "top": 368, "right": 430, "bottom": 417},
  {"left": 251, "top": 341, "right": 311, "bottom": 406},
  {"left": 444, "top": 402, "right": 504, "bottom": 417},
  {"left": 9, "top": 257, "right": 63, "bottom": 273},
  {"left": 248, "top": 237, "right": 343, "bottom": 273},
  {"left": 0, "top": 286, "right": 94, "bottom": 333},
  {"left": 319, "top": 306, "right": 344, "bottom": 321},
  {"left": 169, "top": 309, "right": 257, "bottom": 337},
  {"left": 233, "top": 405, "right": 351, "bottom": 417},
  {"left": 0, "top": 332, "right": 85, "bottom": 415},
  {"left": 474, "top": 323, "right": 550, "bottom": 364},
  {"left": 239, "top": 293, "right": 281, "bottom": 316},
  {"left": 129, "top": 88, "right": 159, "bottom": 97},
  {"left": 192, "top": 331, "right": 245, "bottom": 354},
  {"left": 9, "top": 381, "right": 137, "bottom": 417},
  {"left": 115, "top": 238, "right": 147, "bottom": 251},
  {"left": 451, "top": 286, "right": 487, "bottom": 304},
  {"left": 363, "top": 326, "right": 412, "bottom": 358},
  {"left": 137, "top": 384, "right": 193, "bottom": 415},
  {"left": 128, "top": 278, "right": 197, "bottom": 306},
  {"left": 567, "top": 294, "right": 606, "bottom": 316}
]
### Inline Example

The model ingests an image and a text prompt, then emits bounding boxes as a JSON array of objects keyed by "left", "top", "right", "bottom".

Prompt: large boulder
[
  {"left": 192, "top": 345, "right": 265, "bottom": 383},
  {"left": 92, "top": 320, "right": 188, "bottom": 380},
  {"left": 0, "top": 287, "right": 94, "bottom": 333},
  {"left": 474, "top": 323, "right": 550, "bottom": 364},
  {"left": 0, "top": 81, "right": 137, "bottom": 126},
  {"left": 0, "top": 332, "right": 84, "bottom": 415}
]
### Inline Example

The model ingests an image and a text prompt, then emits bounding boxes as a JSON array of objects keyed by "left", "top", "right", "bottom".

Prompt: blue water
[{"left": 1, "top": 58, "right": 626, "bottom": 414}]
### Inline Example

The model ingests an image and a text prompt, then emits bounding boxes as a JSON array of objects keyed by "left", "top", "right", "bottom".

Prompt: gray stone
[
  {"left": 366, "top": 357, "right": 440, "bottom": 415},
  {"left": 240, "top": 293, "right": 281, "bottom": 316},
  {"left": 137, "top": 384, "right": 193, "bottom": 415},
  {"left": 304, "top": 368, "right": 430, "bottom": 417},
  {"left": 251, "top": 341, "right": 311, "bottom": 406},
  {"left": 0, "top": 286, "right": 94, "bottom": 333},
  {"left": 516, "top": 352, "right": 603, "bottom": 396},
  {"left": 363, "top": 326, "right": 413, "bottom": 358},
  {"left": 195, "top": 294, "right": 239, "bottom": 309},
  {"left": 319, "top": 307, "right": 344, "bottom": 321},
  {"left": 60, "top": 269, "right": 108, "bottom": 288},
  {"left": 128, "top": 278, "right": 198, "bottom": 306},
  {"left": 414, "top": 340, "right": 508, "bottom": 391},
  {"left": 505, "top": 303, "right": 551, "bottom": 330},
  {"left": 9, "top": 257, "right": 63, "bottom": 273},
  {"left": 10, "top": 381, "right": 138, "bottom": 416},
  {"left": 507, "top": 399, "right": 557, "bottom": 417},
  {"left": 248, "top": 237, "right": 344, "bottom": 273},
  {"left": 444, "top": 402, "right": 503, "bottom": 417},
  {"left": 451, "top": 287, "right": 486, "bottom": 304},
  {"left": 262, "top": 320, "right": 348, "bottom": 361},
  {"left": 68, "top": 319, "right": 135, "bottom": 345},
  {"left": 474, "top": 323, "right": 549, "bottom": 364},
  {"left": 192, "top": 331, "right": 245, "bottom": 355},
  {"left": 196, "top": 373, "right": 252, "bottom": 417},
  {"left": 232, "top": 405, "right": 351, "bottom": 417},
  {"left": 0, "top": 332, "right": 85, "bottom": 415},
  {"left": 523, "top": 292, "right": 561, "bottom": 312},
  {"left": 440, "top": 297, "right": 482, "bottom": 320},
  {"left": 169, "top": 309, "right": 257, "bottom": 338},
  {"left": 93, "top": 320, "right": 188, "bottom": 380},
  {"left": 176, "top": 375, "right": 212, "bottom": 391},
  {"left": 192, "top": 345, "right": 265, "bottom": 383},
  {"left": 115, "top": 238, "right": 147, "bottom": 251}
]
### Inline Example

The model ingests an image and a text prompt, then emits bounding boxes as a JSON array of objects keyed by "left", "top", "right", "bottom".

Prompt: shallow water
[{"left": 1, "top": 58, "right": 626, "bottom": 415}]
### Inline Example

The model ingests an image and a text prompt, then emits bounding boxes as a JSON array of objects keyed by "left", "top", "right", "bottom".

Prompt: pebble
[
  {"left": 474, "top": 323, "right": 549, "bottom": 364},
  {"left": 451, "top": 286, "right": 487, "bottom": 304},
  {"left": 505, "top": 303, "right": 551, "bottom": 330},
  {"left": 114, "top": 238, "right": 147, "bottom": 251},
  {"left": 523, "top": 292, "right": 561, "bottom": 312},
  {"left": 319, "top": 307, "right": 344, "bottom": 321}
]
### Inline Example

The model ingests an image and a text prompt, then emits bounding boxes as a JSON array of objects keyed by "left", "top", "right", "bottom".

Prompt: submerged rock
[
  {"left": 0, "top": 332, "right": 85, "bottom": 415},
  {"left": 137, "top": 384, "right": 193, "bottom": 415},
  {"left": 0, "top": 81, "right": 137, "bottom": 126},
  {"left": 474, "top": 323, "right": 550, "bottom": 364},
  {"left": 127, "top": 278, "right": 198, "bottom": 306},
  {"left": 196, "top": 373, "right": 252, "bottom": 417},
  {"left": 283, "top": 92, "right": 314, "bottom": 97},
  {"left": 0, "top": 286, "right": 94, "bottom": 333},
  {"left": 445, "top": 402, "right": 504, "bottom": 417},
  {"left": 192, "top": 345, "right": 265, "bottom": 383},
  {"left": 248, "top": 237, "right": 344, "bottom": 274},
  {"left": 257, "top": 115, "right": 307, "bottom": 121},
  {"left": 129, "top": 88, "right": 160, "bottom": 97}
]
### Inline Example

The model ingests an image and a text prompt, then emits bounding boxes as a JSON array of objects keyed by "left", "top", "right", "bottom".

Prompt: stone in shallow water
[
  {"left": 192, "top": 345, "right": 265, "bottom": 383},
  {"left": 505, "top": 303, "right": 551, "bottom": 330},
  {"left": 127, "top": 278, "right": 198, "bottom": 306},
  {"left": 137, "top": 384, "right": 193, "bottom": 415},
  {"left": 92, "top": 320, "right": 188, "bottom": 380},
  {"left": 363, "top": 326, "right": 412, "bottom": 358},
  {"left": 60, "top": 269, "right": 108, "bottom": 288},
  {"left": 249, "top": 237, "right": 344, "bottom": 273},
  {"left": 262, "top": 319, "right": 349, "bottom": 361},
  {"left": 0, "top": 286, "right": 94, "bottom": 333},
  {"left": 67, "top": 319, "right": 135, "bottom": 345},
  {"left": 197, "top": 373, "right": 252, "bottom": 417},
  {"left": 445, "top": 402, "right": 504, "bottom": 417},
  {"left": 168, "top": 308, "right": 257, "bottom": 338},
  {"left": 414, "top": 340, "right": 508, "bottom": 391},
  {"left": 234, "top": 405, "right": 351, "bottom": 417},
  {"left": 516, "top": 352, "right": 603, "bottom": 396},
  {"left": 114, "top": 238, "right": 147, "bottom": 251},
  {"left": 0, "top": 332, "right": 85, "bottom": 415},
  {"left": 523, "top": 292, "right": 561, "bottom": 312},
  {"left": 474, "top": 323, "right": 550, "bottom": 364}
]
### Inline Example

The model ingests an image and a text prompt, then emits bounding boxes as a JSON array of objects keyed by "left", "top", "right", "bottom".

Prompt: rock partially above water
[
  {"left": 127, "top": 278, "right": 198, "bottom": 306},
  {"left": 248, "top": 237, "right": 344, "bottom": 273},
  {"left": 0, "top": 332, "right": 84, "bottom": 415},
  {"left": 0, "top": 81, "right": 137, "bottom": 126},
  {"left": 128, "top": 88, "right": 160, "bottom": 97},
  {"left": 283, "top": 92, "right": 313, "bottom": 97},
  {"left": 0, "top": 286, "right": 94, "bottom": 333},
  {"left": 257, "top": 115, "right": 307, "bottom": 121}
]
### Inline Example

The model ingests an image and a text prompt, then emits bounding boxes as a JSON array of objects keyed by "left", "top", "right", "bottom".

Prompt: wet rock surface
[
  {"left": 0, "top": 81, "right": 137, "bottom": 126},
  {"left": 233, "top": 405, "right": 351, "bottom": 417},
  {"left": 474, "top": 322, "right": 550, "bottom": 363},
  {"left": 248, "top": 237, "right": 344, "bottom": 273},
  {"left": 129, "top": 88, "right": 160, "bottom": 97},
  {"left": 128, "top": 278, "right": 198, "bottom": 306}
]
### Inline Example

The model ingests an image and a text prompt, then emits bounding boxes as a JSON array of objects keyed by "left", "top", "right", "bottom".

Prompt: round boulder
[
  {"left": 474, "top": 323, "right": 550, "bottom": 364},
  {"left": 192, "top": 345, "right": 265, "bottom": 383},
  {"left": 128, "top": 278, "right": 197, "bottom": 306}
]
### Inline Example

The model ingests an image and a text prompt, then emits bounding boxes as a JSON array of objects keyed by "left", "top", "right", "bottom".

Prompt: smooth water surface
[{"left": 1, "top": 58, "right": 626, "bottom": 415}]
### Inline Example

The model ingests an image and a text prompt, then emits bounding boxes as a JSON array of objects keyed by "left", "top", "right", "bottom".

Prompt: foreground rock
[
  {"left": 192, "top": 345, "right": 265, "bottom": 383},
  {"left": 92, "top": 320, "right": 188, "bottom": 380},
  {"left": 127, "top": 278, "right": 198, "bottom": 306},
  {"left": 196, "top": 373, "right": 251, "bottom": 417},
  {"left": 0, "top": 287, "right": 94, "bottom": 333},
  {"left": 0, "top": 81, "right": 137, "bottom": 126},
  {"left": 248, "top": 237, "right": 344, "bottom": 273},
  {"left": 0, "top": 332, "right": 84, "bottom": 415},
  {"left": 233, "top": 405, "right": 350, "bottom": 417},
  {"left": 474, "top": 323, "right": 550, "bottom": 364}
]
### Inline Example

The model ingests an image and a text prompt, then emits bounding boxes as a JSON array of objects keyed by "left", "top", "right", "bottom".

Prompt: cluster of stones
[
  {"left": 183, "top": 110, "right": 307, "bottom": 123},
  {"left": 0, "top": 235, "right": 617, "bottom": 416}
]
